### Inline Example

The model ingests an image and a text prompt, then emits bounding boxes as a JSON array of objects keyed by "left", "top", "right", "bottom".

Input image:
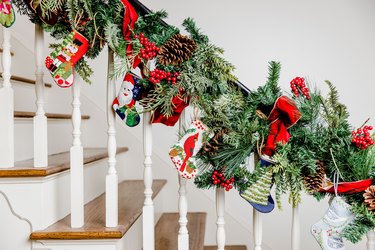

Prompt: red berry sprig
[
  {"left": 290, "top": 77, "right": 310, "bottom": 100},
  {"left": 149, "top": 68, "right": 181, "bottom": 84},
  {"left": 211, "top": 170, "right": 235, "bottom": 192},
  {"left": 352, "top": 125, "right": 374, "bottom": 149},
  {"left": 134, "top": 33, "right": 160, "bottom": 60}
]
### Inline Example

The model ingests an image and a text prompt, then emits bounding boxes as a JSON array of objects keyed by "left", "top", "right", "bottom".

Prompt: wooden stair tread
[
  {"left": 1, "top": 73, "right": 52, "bottom": 87},
  {"left": 30, "top": 179, "right": 167, "bottom": 240},
  {"left": 0, "top": 147, "right": 128, "bottom": 177},
  {"left": 155, "top": 212, "right": 207, "bottom": 250},
  {"left": 14, "top": 111, "right": 90, "bottom": 120},
  {"left": 0, "top": 48, "right": 14, "bottom": 56},
  {"left": 204, "top": 246, "right": 247, "bottom": 250}
]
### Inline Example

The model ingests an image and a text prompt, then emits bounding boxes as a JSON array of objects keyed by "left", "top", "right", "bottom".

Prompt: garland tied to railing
[{"left": 7, "top": 0, "right": 375, "bottom": 246}]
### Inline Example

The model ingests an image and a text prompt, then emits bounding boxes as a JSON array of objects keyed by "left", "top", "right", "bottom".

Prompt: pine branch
[{"left": 182, "top": 18, "right": 209, "bottom": 45}]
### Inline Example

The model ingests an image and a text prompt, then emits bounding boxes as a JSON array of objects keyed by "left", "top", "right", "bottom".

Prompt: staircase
[{"left": 0, "top": 13, "right": 251, "bottom": 250}]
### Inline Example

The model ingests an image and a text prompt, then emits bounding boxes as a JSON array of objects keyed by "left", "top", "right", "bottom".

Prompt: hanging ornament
[
  {"left": 157, "top": 34, "right": 197, "bottom": 66},
  {"left": 0, "top": 0, "right": 15, "bottom": 27},
  {"left": 304, "top": 160, "right": 326, "bottom": 194},
  {"left": 45, "top": 30, "right": 89, "bottom": 88},
  {"left": 169, "top": 119, "right": 210, "bottom": 179}
]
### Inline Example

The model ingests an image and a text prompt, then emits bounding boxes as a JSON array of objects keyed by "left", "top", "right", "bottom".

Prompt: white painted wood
[
  {"left": 143, "top": 111, "right": 154, "bottom": 250},
  {"left": 33, "top": 24, "right": 48, "bottom": 168},
  {"left": 291, "top": 205, "right": 300, "bottom": 250},
  {"left": 70, "top": 76, "right": 84, "bottom": 228},
  {"left": 253, "top": 209, "right": 262, "bottom": 250},
  {"left": 367, "top": 230, "right": 375, "bottom": 250},
  {"left": 216, "top": 187, "right": 226, "bottom": 250},
  {"left": 0, "top": 27, "right": 14, "bottom": 168},
  {"left": 178, "top": 110, "right": 189, "bottom": 250},
  {"left": 106, "top": 49, "right": 118, "bottom": 227}
]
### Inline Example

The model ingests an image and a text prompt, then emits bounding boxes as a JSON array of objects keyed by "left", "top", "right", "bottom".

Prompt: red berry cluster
[
  {"left": 134, "top": 33, "right": 159, "bottom": 60},
  {"left": 352, "top": 126, "right": 374, "bottom": 149},
  {"left": 290, "top": 77, "right": 311, "bottom": 100},
  {"left": 149, "top": 69, "right": 181, "bottom": 84},
  {"left": 211, "top": 170, "right": 235, "bottom": 191}
]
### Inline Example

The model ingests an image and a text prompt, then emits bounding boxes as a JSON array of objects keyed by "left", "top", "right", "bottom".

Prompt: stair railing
[
  {"left": 178, "top": 110, "right": 189, "bottom": 250},
  {"left": 216, "top": 188, "right": 226, "bottom": 250},
  {"left": 291, "top": 205, "right": 300, "bottom": 250},
  {"left": 143, "top": 111, "right": 154, "bottom": 250},
  {"left": 33, "top": 23, "right": 48, "bottom": 168},
  {"left": 0, "top": 26, "right": 14, "bottom": 168},
  {"left": 106, "top": 48, "right": 118, "bottom": 227},
  {"left": 70, "top": 74, "right": 84, "bottom": 228}
]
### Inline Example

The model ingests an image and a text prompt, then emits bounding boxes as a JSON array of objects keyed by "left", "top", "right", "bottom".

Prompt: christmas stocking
[
  {"left": 311, "top": 196, "right": 354, "bottom": 250},
  {"left": 240, "top": 167, "right": 275, "bottom": 213},
  {"left": 169, "top": 119, "right": 209, "bottom": 179},
  {"left": 45, "top": 30, "right": 89, "bottom": 88},
  {"left": 112, "top": 72, "right": 142, "bottom": 127},
  {"left": 0, "top": 0, "right": 15, "bottom": 28}
]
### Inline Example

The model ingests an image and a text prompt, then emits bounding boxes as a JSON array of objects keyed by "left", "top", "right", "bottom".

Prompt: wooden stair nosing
[
  {"left": 0, "top": 73, "right": 52, "bottom": 87},
  {"left": 204, "top": 246, "right": 247, "bottom": 250},
  {"left": 0, "top": 48, "right": 14, "bottom": 56},
  {"left": 30, "top": 179, "right": 167, "bottom": 240},
  {"left": 155, "top": 212, "right": 207, "bottom": 250},
  {"left": 0, "top": 147, "right": 128, "bottom": 177},
  {"left": 14, "top": 111, "right": 90, "bottom": 120}
]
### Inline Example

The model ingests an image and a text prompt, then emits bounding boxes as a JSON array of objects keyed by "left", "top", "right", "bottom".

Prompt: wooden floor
[
  {"left": 0, "top": 147, "right": 128, "bottom": 177},
  {"left": 14, "top": 111, "right": 90, "bottom": 120},
  {"left": 155, "top": 212, "right": 207, "bottom": 250},
  {"left": 30, "top": 179, "right": 167, "bottom": 240},
  {"left": 204, "top": 246, "right": 247, "bottom": 250}
]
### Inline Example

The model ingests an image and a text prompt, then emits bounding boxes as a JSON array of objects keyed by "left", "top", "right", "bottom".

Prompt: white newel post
[
  {"left": 0, "top": 27, "right": 14, "bottom": 168},
  {"left": 70, "top": 75, "right": 84, "bottom": 228},
  {"left": 367, "top": 230, "right": 375, "bottom": 250},
  {"left": 106, "top": 49, "right": 118, "bottom": 227},
  {"left": 33, "top": 24, "right": 48, "bottom": 168},
  {"left": 143, "top": 111, "right": 154, "bottom": 250},
  {"left": 216, "top": 187, "right": 226, "bottom": 250},
  {"left": 253, "top": 210, "right": 262, "bottom": 250},
  {"left": 291, "top": 205, "right": 300, "bottom": 250},
  {"left": 178, "top": 110, "right": 189, "bottom": 250}
]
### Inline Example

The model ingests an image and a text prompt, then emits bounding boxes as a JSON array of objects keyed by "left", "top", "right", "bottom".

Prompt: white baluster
[
  {"left": 106, "top": 49, "right": 118, "bottom": 227},
  {"left": 253, "top": 210, "right": 262, "bottom": 250},
  {"left": 143, "top": 111, "right": 154, "bottom": 250},
  {"left": 70, "top": 75, "right": 84, "bottom": 228},
  {"left": 291, "top": 205, "right": 300, "bottom": 250},
  {"left": 178, "top": 110, "right": 189, "bottom": 250},
  {"left": 33, "top": 24, "right": 48, "bottom": 168},
  {"left": 216, "top": 187, "right": 226, "bottom": 250},
  {"left": 367, "top": 230, "right": 375, "bottom": 250},
  {"left": 0, "top": 27, "right": 13, "bottom": 168}
]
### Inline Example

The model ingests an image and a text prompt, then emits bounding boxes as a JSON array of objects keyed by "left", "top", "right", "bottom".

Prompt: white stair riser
[{"left": 0, "top": 153, "right": 128, "bottom": 231}]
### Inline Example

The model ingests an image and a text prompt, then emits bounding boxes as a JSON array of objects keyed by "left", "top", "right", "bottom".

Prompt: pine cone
[
  {"left": 364, "top": 186, "right": 375, "bottom": 211},
  {"left": 304, "top": 160, "right": 326, "bottom": 194},
  {"left": 157, "top": 34, "right": 197, "bottom": 66},
  {"left": 202, "top": 128, "right": 229, "bottom": 156}
]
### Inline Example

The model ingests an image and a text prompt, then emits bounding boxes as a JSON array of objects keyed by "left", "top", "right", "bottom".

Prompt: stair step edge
[
  {"left": 30, "top": 179, "right": 167, "bottom": 240},
  {"left": 0, "top": 147, "right": 128, "bottom": 177}
]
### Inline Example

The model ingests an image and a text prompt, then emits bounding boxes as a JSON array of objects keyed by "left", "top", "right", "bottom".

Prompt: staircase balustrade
[
  {"left": 33, "top": 23, "right": 48, "bottom": 168},
  {"left": 143, "top": 111, "right": 154, "bottom": 250},
  {"left": 106, "top": 49, "right": 118, "bottom": 227},
  {"left": 70, "top": 75, "right": 84, "bottom": 228},
  {"left": 216, "top": 187, "right": 226, "bottom": 250},
  {"left": 291, "top": 205, "right": 300, "bottom": 250},
  {"left": 253, "top": 210, "right": 262, "bottom": 250},
  {"left": 178, "top": 110, "right": 189, "bottom": 250},
  {"left": 0, "top": 27, "right": 14, "bottom": 168}
]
